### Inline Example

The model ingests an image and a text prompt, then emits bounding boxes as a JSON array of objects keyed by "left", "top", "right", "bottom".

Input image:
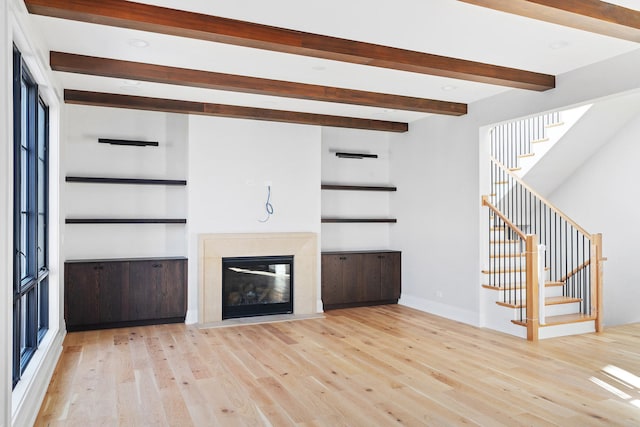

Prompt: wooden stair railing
[
  {"left": 483, "top": 195, "right": 540, "bottom": 340},
  {"left": 484, "top": 156, "right": 604, "bottom": 340}
]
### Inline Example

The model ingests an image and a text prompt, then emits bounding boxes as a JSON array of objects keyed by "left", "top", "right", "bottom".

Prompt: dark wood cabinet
[
  {"left": 65, "top": 257, "right": 187, "bottom": 331},
  {"left": 321, "top": 251, "right": 400, "bottom": 310}
]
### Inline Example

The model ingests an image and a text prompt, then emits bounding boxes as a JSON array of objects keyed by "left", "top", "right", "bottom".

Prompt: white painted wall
[
  {"left": 186, "top": 116, "right": 321, "bottom": 322},
  {"left": 547, "top": 112, "right": 640, "bottom": 326},
  {"left": 391, "top": 47, "right": 640, "bottom": 327},
  {"left": 63, "top": 105, "right": 188, "bottom": 260},
  {"left": 321, "top": 127, "right": 393, "bottom": 251}
]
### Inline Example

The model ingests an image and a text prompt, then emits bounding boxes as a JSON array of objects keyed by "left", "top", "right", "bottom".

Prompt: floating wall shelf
[
  {"left": 321, "top": 218, "right": 397, "bottom": 223},
  {"left": 98, "top": 138, "right": 158, "bottom": 147},
  {"left": 335, "top": 152, "right": 378, "bottom": 159},
  {"left": 66, "top": 218, "right": 187, "bottom": 224},
  {"left": 321, "top": 184, "right": 396, "bottom": 192},
  {"left": 66, "top": 176, "right": 187, "bottom": 186}
]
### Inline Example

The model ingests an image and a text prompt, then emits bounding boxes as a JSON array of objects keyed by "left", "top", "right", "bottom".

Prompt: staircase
[{"left": 481, "top": 112, "right": 604, "bottom": 340}]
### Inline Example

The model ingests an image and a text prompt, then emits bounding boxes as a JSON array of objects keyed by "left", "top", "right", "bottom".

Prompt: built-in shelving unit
[
  {"left": 66, "top": 176, "right": 187, "bottom": 186},
  {"left": 321, "top": 183, "right": 397, "bottom": 223}
]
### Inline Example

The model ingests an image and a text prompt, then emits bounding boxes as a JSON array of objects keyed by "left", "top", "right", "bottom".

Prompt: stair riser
[
  {"left": 483, "top": 270, "right": 550, "bottom": 284},
  {"left": 489, "top": 243, "right": 525, "bottom": 254},
  {"left": 487, "top": 286, "right": 564, "bottom": 300},
  {"left": 538, "top": 321, "right": 595, "bottom": 339},
  {"left": 498, "top": 301, "right": 583, "bottom": 318},
  {"left": 487, "top": 258, "right": 526, "bottom": 269}
]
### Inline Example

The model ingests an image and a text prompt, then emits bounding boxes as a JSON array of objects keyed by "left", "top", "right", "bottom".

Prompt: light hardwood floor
[{"left": 35, "top": 305, "right": 640, "bottom": 426}]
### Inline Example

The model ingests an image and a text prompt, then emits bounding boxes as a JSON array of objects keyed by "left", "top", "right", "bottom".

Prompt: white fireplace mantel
[{"left": 198, "top": 232, "right": 318, "bottom": 324}]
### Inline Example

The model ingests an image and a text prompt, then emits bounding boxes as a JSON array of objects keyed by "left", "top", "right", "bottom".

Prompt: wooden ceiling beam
[
  {"left": 50, "top": 52, "right": 467, "bottom": 115},
  {"left": 63, "top": 90, "right": 409, "bottom": 133},
  {"left": 25, "top": 0, "right": 555, "bottom": 91},
  {"left": 459, "top": 0, "right": 640, "bottom": 43}
]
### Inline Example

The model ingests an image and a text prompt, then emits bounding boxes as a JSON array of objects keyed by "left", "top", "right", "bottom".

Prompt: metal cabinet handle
[{"left": 152, "top": 263, "right": 163, "bottom": 268}]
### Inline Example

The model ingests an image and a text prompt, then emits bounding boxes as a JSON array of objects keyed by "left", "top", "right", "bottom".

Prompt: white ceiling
[{"left": 27, "top": 0, "right": 640, "bottom": 123}]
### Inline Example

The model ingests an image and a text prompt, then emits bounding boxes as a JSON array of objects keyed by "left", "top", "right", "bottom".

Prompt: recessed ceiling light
[
  {"left": 122, "top": 80, "right": 141, "bottom": 86},
  {"left": 549, "top": 41, "right": 569, "bottom": 50},
  {"left": 312, "top": 65, "right": 326, "bottom": 71},
  {"left": 119, "top": 85, "right": 141, "bottom": 92},
  {"left": 128, "top": 39, "right": 149, "bottom": 48},
  {"left": 441, "top": 85, "right": 457, "bottom": 91}
]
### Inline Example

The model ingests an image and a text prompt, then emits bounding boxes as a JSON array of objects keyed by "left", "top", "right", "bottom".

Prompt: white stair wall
[{"left": 516, "top": 104, "right": 592, "bottom": 178}]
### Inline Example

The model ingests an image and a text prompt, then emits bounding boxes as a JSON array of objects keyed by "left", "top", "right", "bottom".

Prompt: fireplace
[
  {"left": 222, "top": 255, "right": 293, "bottom": 319},
  {"left": 199, "top": 232, "right": 317, "bottom": 325}
]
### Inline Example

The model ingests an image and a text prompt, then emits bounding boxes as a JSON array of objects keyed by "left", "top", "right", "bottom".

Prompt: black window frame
[{"left": 13, "top": 45, "right": 49, "bottom": 388}]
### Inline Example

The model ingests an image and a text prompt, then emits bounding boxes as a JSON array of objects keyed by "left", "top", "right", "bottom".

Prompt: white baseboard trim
[
  {"left": 399, "top": 294, "right": 480, "bottom": 327},
  {"left": 185, "top": 309, "right": 198, "bottom": 325},
  {"left": 12, "top": 327, "right": 65, "bottom": 427}
]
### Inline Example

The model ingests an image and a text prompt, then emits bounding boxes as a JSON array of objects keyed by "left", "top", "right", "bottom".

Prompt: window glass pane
[
  {"left": 20, "top": 294, "right": 27, "bottom": 356},
  {"left": 21, "top": 147, "right": 27, "bottom": 211},
  {"left": 21, "top": 81, "right": 27, "bottom": 148},
  {"left": 20, "top": 212, "right": 27, "bottom": 280},
  {"left": 37, "top": 216, "right": 45, "bottom": 270},
  {"left": 38, "top": 278, "right": 49, "bottom": 334},
  {"left": 20, "top": 142, "right": 29, "bottom": 279},
  {"left": 38, "top": 102, "right": 46, "bottom": 159},
  {"left": 37, "top": 102, "right": 47, "bottom": 270}
]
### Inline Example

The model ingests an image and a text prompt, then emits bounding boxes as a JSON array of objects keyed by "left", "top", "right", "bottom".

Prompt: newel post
[
  {"left": 592, "top": 233, "right": 604, "bottom": 332},
  {"left": 526, "top": 234, "right": 539, "bottom": 341}
]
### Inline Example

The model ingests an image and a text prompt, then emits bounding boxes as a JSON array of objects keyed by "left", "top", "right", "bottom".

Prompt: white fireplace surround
[{"left": 198, "top": 232, "right": 319, "bottom": 324}]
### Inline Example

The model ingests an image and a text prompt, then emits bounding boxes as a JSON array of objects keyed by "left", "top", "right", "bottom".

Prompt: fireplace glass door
[{"left": 222, "top": 255, "right": 293, "bottom": 319}]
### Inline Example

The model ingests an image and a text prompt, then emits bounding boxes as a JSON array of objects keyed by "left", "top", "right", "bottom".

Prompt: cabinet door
[
  {"left": 157, "top": 259, "right": 187, "bottom": 318},
  {"left": 128, "top": 261, "right": 160, "bottom": 321},
  {"left": 341, "top": 254, "right": 365, "bottom": 303},
  {"left": 129, "top": 259, "right": 187, "bottom": 320},
  {"left": 97, "top": 261, "right": 129, "bottom": 324},
  {"left": 321, "top": 254, "right": 344, "bottom": 305},
  {"left": 363, "top": 254, "right": 382, "bottom": 302},
  {"left": 65, "top": 263, "right": 101, "bottom": 327},
  {"left": 380, "top": 252, "right": 401, "bottom": 300}
]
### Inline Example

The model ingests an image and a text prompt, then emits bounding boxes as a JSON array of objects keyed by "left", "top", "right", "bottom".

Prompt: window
[{"left": 13, "top": 46, "right": 49, "bottom": 387}]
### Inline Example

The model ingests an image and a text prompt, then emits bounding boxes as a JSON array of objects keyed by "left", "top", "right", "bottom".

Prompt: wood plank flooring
[{"left": 35, "top": 305, "right": 640, "bottom": 426}]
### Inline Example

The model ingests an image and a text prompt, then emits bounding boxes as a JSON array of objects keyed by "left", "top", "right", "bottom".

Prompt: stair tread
[
  {"left": 482, "top": 266, "right": 550, "bottom": 274},
  {"left": 511, "top": 313, "right": 595, "bottom": 328},
  {"left": 496, "top": 296, "right": 581, "bottom": 309},
  {"left": 545, "top": 121, "right": 565, "bottom": 129},
  {"left": 531, "top": 137, "right": 550, "bottom": 144},
  {"left": 546, "top": 296, "right": 581, "bottom": 305},
  {"left": 489, "top": 253, "right": 525, "bottom": 259},
  {"left": 494, "top": 180, "right": 509, "bottom": 185},
  {"left": 509, "top": 167, "right": 522, "bottom": 172},
  {"left": 482, "top": 282, "right": 565, "bottom": 291},
  {"left": 482, "top": 268, "right": 526, "bottom": 274},
  {"left": 542, "top": 313, "right": 595, "bottom": 326},
  {"left": 546, "top": 281, "right": 564, "bottom": 287},
  {"left": 518, "top": 153, "right": 535, "bottom": 158}
]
